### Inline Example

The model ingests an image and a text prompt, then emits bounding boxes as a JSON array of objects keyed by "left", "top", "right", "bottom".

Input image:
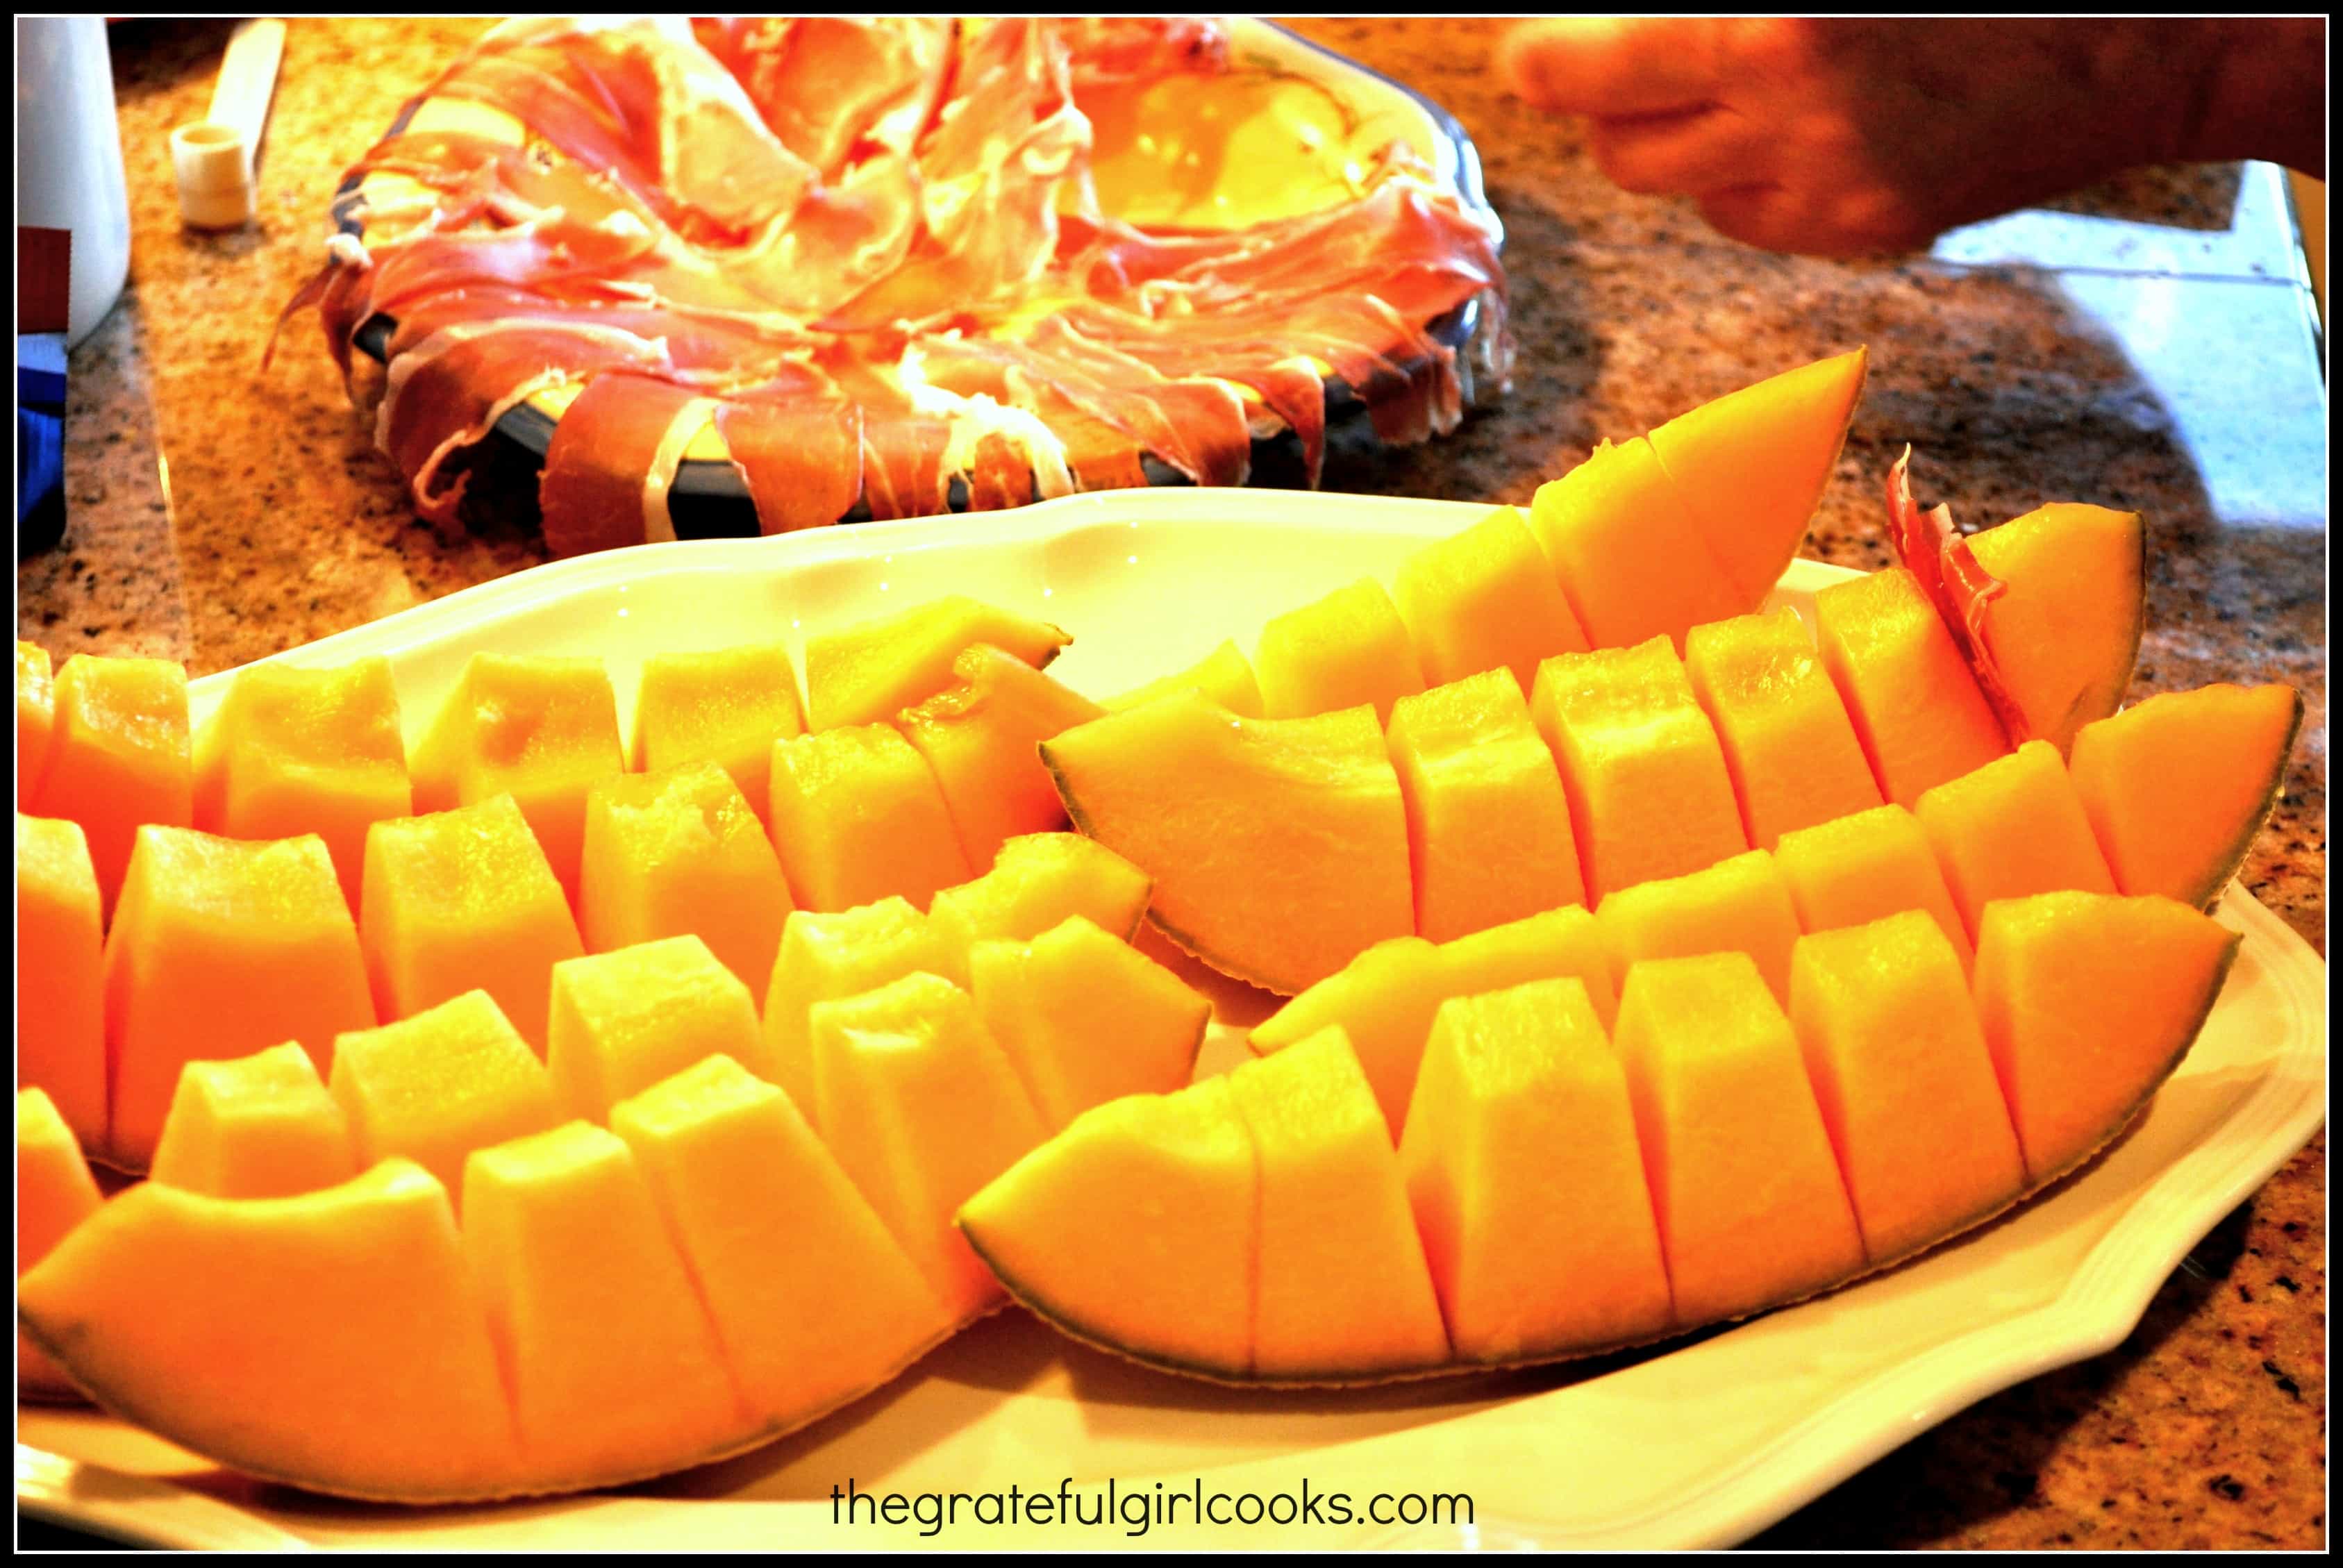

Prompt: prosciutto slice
[{"left": 537, "top": 374, "right": 715, "bottom": 556}]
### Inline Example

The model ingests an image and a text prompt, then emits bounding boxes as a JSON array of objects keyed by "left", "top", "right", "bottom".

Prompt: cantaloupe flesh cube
[
  {"left": 1684, "top": 608, "right": 1882, "bottom": 849},
  {"left": 759, "top": 896, "right": 956, "bottom": 1116},
  {"left": 1226, "top": 1027, "right": 1450, "bottom": 1378},
  {"left": 578, "top": 762, "right": 792, "bottom": 996},
  {"left": 149, "top": 1042, "right": 356, "bottom": 1200},
  {"left": 331, "top": 991, "right": 563, "bottom": 1207},
  {"left": 1392, "top": 504, "right": 1590, "bottom": 692},
  {"left": 897, "top": 644, "right": 1105, "bottom": 871},
  {"left": 1528, "top": 437, "right": 1748, "bottom": 654},
  {"left": 959, "top": 1076, "right": 1257, "bottom": 1380},
  {"left": 32, "top": 656, "right": 192, "bottom": 917},
  {"left": 811, "top": 972, "right": 1049, "bottom": 1319},
  {"left": 462, "top": 1122, "right": 749, "bottom": 1490},
  {"left": 1440, "top": 906, "right": 1621, "bottom": 1031},
  {"left": 102, "top": 828, "right": 377, "bottom": 1171},
  {"left": 18, "top": 640, "right": 57, "bottom": 809},
  {"left": 1399, "top": 979, "right": 1671, "bottom": 1362},
  {"left": 1596, "top": 849, "right": 1805, "bottom": 1008},
  {"left": 1253, "top": 577, "right": 1426, "bottom": 725},
  {"left": 547, "top": 936, "right": 761, "bottom": 1120},
  {"left": 1973, "top": 891, "right": 2240, "bottom": 1185},
  {"left": 630, "top": 642, "right": 803, "bottom": 826},
  {"left": 1530, "top": 636, "right": 1749, "bottom": 903},
  {"left": 360, "top": 794, "right": 585, "bottom": 1050},
  {"left": 927, "top": 832, "right": 1153, "bottom": 983},
  {"left": 1614, "top": 953, "right": 1866, "bottom": 1328},
  {"left": 1813, "top": 567, "right": 2010, "bottom": 806},
  {"left": 409, "top": 654, "right": 625, "bottom": 904},
  {"left": 610, "top": 1056, "right": 956, "bottom": 1429},
  {"left": 190, "top": 659, "right": 410, "bottom": 910},
  {"left": 18, "top": 1086, "right": 103, "bottom": 1401},
  {"left": 1787, "top": 912, "right": 2024, "bottom": 1265},
  {"left": 16, "top": 814, "right": 106, "bottom": 1149},
  {"left": 1387, "top": 669, "right": 1586, "bottom": 942},
  {"left": 1965, "top": 503, "right": 2144, "bottom": 753},
  {"left": 1104, "top": 638, "right": 1266, "bottom": 718},
  {"left": 969, "top": 916, "right": 1210, "bottom": 1130},
  {"left": 768, "top": 722, "right": 973, "bottom": 913},
  {"left": 17, "top": 1160, "right": 524, "bottom": 1501},
  {"left": 1915, "top": 740, "right": 2116, "bottom": 942},
  {"left": 804, "top": 596, "right": 1070, "bottom": 733},
  {"left": 1774, "top": 804, "right": 1973, "bottom": 970}
]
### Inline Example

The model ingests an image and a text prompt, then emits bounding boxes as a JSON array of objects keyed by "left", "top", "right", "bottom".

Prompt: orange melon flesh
[
  {"left": 576, "top": 761, "right": 792, "bottom": 996},
  {"left": 1398, "top": 979, "right": 1672, "bottom": 1362},
  {"left": 18, "top": 640, "right": 57, "bottom": 808},
  {"left": 17, "top": 1086, "right": 103, "bottom": 1401},
  {"left": 190, "top": 658, "right": 410, "bottom": 910},
  {"left": 1647, "top": 347, "right": 1869, "bottom": 606},
  {"left": 17, "top": 1160, "right": 525, "bottom": 1502},
  {"left": 461, "top": 1121, "right": 749, "bottom": 1492},
  {"left": 1596, "top": 849, "right": 1805, "bottom": 1009},
  {"left": 102, "top": 828, "right": 378, "bottom": 1171},
  {"left": 967, "top": 915, "right": 1210, "bottom": 1130},
  {"left": 1439, "top": 906, "right": 1623, "bottom": 1032},
  {"left": 1914, "top": 739, "right": 2117, "bottom": 942},
  {"left": 1528, "top": 437, "right": 1748, "bottom": 654},
  {"left": 1613, "top": 952, "right": 1866, "bottom": 1328},
  {"left": 16, "top": 813, "right": 106, "bottom": 1149},
  {"left": 810, "top": 971, "right": 1049, "bottom": 1318},
  {"left": 803, "top": 594, "right": 1070, "bottom": 732},
  {"left": 1787, "top": 912, "right": 2026, "bottom": 1264},
  {"left": 610, "top": 1056, "right": 958, "bottom": 1428},
  {"left": 1774, "top": 803, "right": 1974, "bottom": 971},
  {"left": 1813, "top": 567, "right": 2010, "bottom": 806},
  {"left": 409, "top": 653, "right": 625, "bottom": 904},
  {"left": 896, "top": 644, "right": 1105, "bottom": 871},
  {"left": 1683, "top": 607, "right": 1882, "bottom": 849},
  {"left": 1965, "top": 502, "right": 2144, "bottom": 753},
  {"left": 1103, "top": 638, "right": 1265, "bottom": 717},
  {"left": 959, "top": 1075, "right": 1258, "bottom": 1381},
  {"left": 1386, "top": 669, "right": 1586, "bottom": 942},
  {"left": 1225, "top": 1027, "right": 1451, "bottom": 1378},
  {"left": 32, "top": 654, "right": 193, "bottom": 917},
  {"left": 926, "top": 831, "right": 1153, "bottom": 981},
  {"left": 629, "top": 642, "right": 803, "bottom": 825},
  {"left": 767, "top": 722, "right": 973, "bottom": 912},
  {"left": 2069, "top": 683, "right": 2303, "bottom": 909},
  {"left": 360, "top": 794, "right": 586, "bottom": 1049},
  {"left": 148, "top": 1042, "right": 357, "bottom": 1200},
  {"left": 1252, "top": 576, "right": 1426, "bottom": 724},
  {"left": 1972, "top": 891, "right": 2240, "bottom": 1185},
  {"left": 758, "top": 896, "right": 956, "bottom": 1113},
  {"left": 329, "top": 991, "right": 563, "bottom": 1208},
  {"left": 1043, "top": 692, "right": 1414, "bottom": 996},
  {"left": 1529, "top": 635, "right": 1749, "bottom": 903},
  {"left": 1391, "top": 503, "right": 1590, "bottom": 692},
  {"left": 546, "top": 936, "right": 762, "bottom": 1120}
]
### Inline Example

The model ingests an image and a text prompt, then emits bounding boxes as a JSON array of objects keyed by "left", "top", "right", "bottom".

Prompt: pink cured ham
[
  {"left": 538, "top": 373, "right": 715, "bottom": 556},
  {"left": 715, "top": 379, "right": 864, "bottom": 534}
]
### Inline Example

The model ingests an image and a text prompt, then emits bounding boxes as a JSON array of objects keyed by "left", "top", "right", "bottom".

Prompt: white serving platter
[{"left": 16, "top": 487, "right": 2328, "bottom": 1549}]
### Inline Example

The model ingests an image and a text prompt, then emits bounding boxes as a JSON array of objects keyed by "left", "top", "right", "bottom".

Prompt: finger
[
  {"left": 1499, "top": 17, "right": 1726, "bottom": 117},
  {"left": 1585, "top": 106, "right": 1773, "bottom": 198}
]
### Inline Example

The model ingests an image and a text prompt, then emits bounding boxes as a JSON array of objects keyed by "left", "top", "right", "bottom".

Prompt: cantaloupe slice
[
  {"left": 360, "top": 794, "right": 585, "bottom": 1049},
  {"left": 17, "top": 1160, "right": 526, "bottom": 1501},
  {"left": 1528, "top": 635, "right": 1748, "bottom": 902},
  {"left": 1684, "top": 607, "right": 1881, "bottom": 849},
  {"left": 1965, "top": 502, "right": 2144, "bottom": 753},
  {"left": 1612, "top": 951, "right": 1866, "bottom": 1328},
  {"left": 148, "top": 1042, "right": 356, "bottom": 1200},
  {"left": 1972, "top": 890, "right": 2240, "bottom": 1184},
  {"left": 1104, "top": 638, "right": 1265, "bottom": 717},
  {"left": 1043, "top": 692, "right": 1414, "bottom": 995},
  {"left": 958, "top": 1076, "right": 1258, "bottom": 1381},
  {"left": 896, "top": 644, "right": 1104, "bottom": 871},
  {"left": 758, "top": 896, "right": 956, "bottom": 1113},
  {"left": 1914, "top": 740, "right": 2115, "bottom": 941},
  {"left": 190, "top": 658, "right": 410, "bottom": 910},
  {"left": 1400, "top": 979, "right": 1671, "bottom": 1363},
  {"left": 576, "top": 761, "right": 792, "bottom": 995},
  {"left": 1813, "top": 567, "right": 2010, "bottom": 805},
  {"left": 1252, "top": 576, "right": 1426, "bottom": 724},
  {"left": 1787, "top": 912, "right": 2025, "bottom": 1263},
  {"left": 17, "top": 813, "right": 106, "bottom": 1150},
  {"left": 1774, "top": 803, "right": 1973, "bottom": 969},
  {"left": 17, "top": 1086, "right": 103, "bottom": 1402},
  {"left": 102, "top": 828, "right": 377, "bottom": 1171},
  {"left": 803, "top": 594, "right": 1069, "bottom": 731},
  {"left": 18, "top": 640, "right": 58, "bottom": 809},
  {"left": 547, "top": 936, "right": 762, "bottom": 1120},
  {"left": 32, "top": 654, "right": 193, "bottom": 916},
  {"left": 926, "top": 831, "right": 1153, "bottom": 977},
  {"left": 1596, "top": 849, "right": 1805, "bottom": 1008},
  {"left": 1224, "top": 1027, "right": 1451, "bottom": 1380},
  {"left": 629, "top": 642, "right": 803, "bottom": 824},
  {"left": 767, "top": 721, "right": 973, "bottom": 912},
  {"left": 1528, "top": 437, "right": 1748, "bottom": 653},
  {"left": 330, "top": 991, "right": 563, "bottom": 1206},
  {"left": 1391, "top": 503, "right": 1590, "bottom": 692},
  {"left": 2068, "top": 683, "right": 2303, "bottom": 909},
  {"left": 1386, "top": 669, "right": 1585, "bottom": 942},
  {"left": 1647, "top": 347, "right": 1869, "bottom": 605},
  {"left": 409, "top": 653, "right": 625, "bottom": 903}
]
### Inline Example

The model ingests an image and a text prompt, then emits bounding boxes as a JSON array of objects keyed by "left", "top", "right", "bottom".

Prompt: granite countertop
[{"left": 17, "top": 17, "right": 2325, "bottom": 1551}]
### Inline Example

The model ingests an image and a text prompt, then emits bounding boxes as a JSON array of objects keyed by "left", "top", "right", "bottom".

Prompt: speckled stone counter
[{"left": 18, "top": 17, "right": 2325, "bottom": 1551}]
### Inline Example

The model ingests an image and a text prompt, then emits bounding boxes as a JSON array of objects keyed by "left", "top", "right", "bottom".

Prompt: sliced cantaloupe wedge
[
  {"left": 2069, "top": 683, "right": 2303, "bottom": 909},
  {"left": 1253, "top": 576, "right": 1426, "bottom": 725},
  {"left": 1528, "top": 437, "right": 1749, "bottom": 655},
  {"left": 17, "top": 813, "right": 106, "bottom": 1150},
  {"left": 17, "top": 640, "right": 57, "bottom": 809},
  {"left": 1813, "top": 567, "right": 2010, "bottom": 806},
  {"left": 148, "top": 1042, "right": 356, "bottom": 1200},
  {"left": 31, "top": 654, "right": 193, "bottom": 917},
  {"left": 629, "top": 642, "right": 803, "bottom": 824},
  {"left": 757, "top": 895, "right": 955, "bottom": 1112},
  {"left": 1774, "top": 804, "right": 1974, "bottom": 970},
  {"left": 803, "top": 594, "right": 1069, "bottom": 732},
  {"left": 546, "top": 936, "right": 762, "bottom": 1120},
  {"left": 330, "top": 991, "right": 563, "bottom": 1208},
  {"left": 1684, "top": 607, "right": 1881, "bottom": 849},
  {"left": 1102, "top": 638, "right": 1265, "bottom": 717},
  {"left": 18, "top": 1086, "right": 103, "bottom": 1402},
  {"left": 767, "top": 721, "right": 973, "bottom": 912},
  {"left": 1042, "top": 691, "right": 1413, "bottom": 996},
  {"left": 1596, "top": 848, "right": 1805, "bottom": 1009},
  {"left": 1391, "top": 503, "right": 1589, "bottom": 693},
  {"left": 895, "top": 644, "right": 1104, "bottom": 872},
  {"left": 926, "top": 831, "right": 1153, "bottom": 977},
  {"left": 1963, "top": 503, "right": 2145, "bottom": 753},
  {"left": 1914, "top": 739, "right": 2115, "bottom": 942}
]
